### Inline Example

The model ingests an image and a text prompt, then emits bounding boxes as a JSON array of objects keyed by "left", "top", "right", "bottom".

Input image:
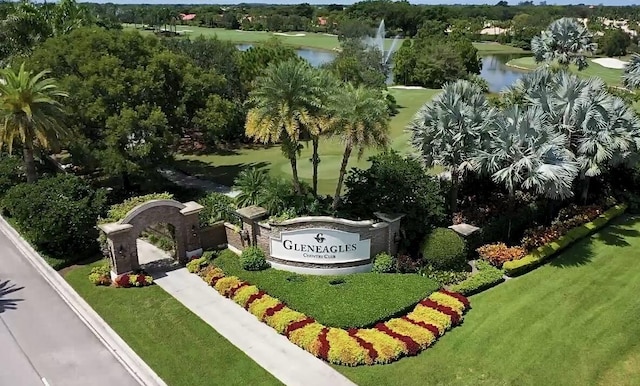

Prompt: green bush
[
  {"left": 450, "top": 260, "right": 504, "bottom": 296},
  {"left": 503, "top": 204, "right": 628, "bottom": 277},
  {"left": 421, "top": 228, "right": 467, "bottom": 270},
  {"left": 100, "top": 192, "right": 173, "bottom": 224},
  {"left": 187, "top": 256, "right": 208, "bottom": 273},
  {"left": 240, "top": 246, "right": 269, "bottom": 271},
  {"left": 0, "top": 155, "right": 24, "bottom": 199},
  {"left": 198, "top": 192, "right": 238, "bottom": 227},
  {"left": 3, "top": 175, "right": 107, "bottom": 258},
  {"left": 418, "top": 265, "right": 469, "bottom": 286},
  {"left": 372, "top": 252, "right": 395, "bottom": 273},
  {"left": 343, "top": 151, "right": 446, "bottom": 248}
]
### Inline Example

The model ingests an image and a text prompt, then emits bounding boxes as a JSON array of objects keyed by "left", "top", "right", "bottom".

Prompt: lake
[{"left": 236, "top": 44, "right": 527, "bottom": 93}]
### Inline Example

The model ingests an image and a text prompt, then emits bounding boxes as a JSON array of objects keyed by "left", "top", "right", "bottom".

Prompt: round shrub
[
  {"left": 372, "top": 252, "right": 395, "bottom": 273},
  {"left": 421, "top": 228, "right": 467, "bottom": 270},
  {"left": 241, "top": 246, "right": 269, "bottom": 271}
]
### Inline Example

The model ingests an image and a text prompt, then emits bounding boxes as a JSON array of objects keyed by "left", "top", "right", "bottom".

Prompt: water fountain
[{"left": 361, "top": 20, "right": 401, "bottom": 67}]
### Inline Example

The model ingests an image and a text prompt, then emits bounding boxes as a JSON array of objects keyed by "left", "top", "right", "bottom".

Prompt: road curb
[{"left": 0, "top": 216, "right": 167, "bottom": 386}]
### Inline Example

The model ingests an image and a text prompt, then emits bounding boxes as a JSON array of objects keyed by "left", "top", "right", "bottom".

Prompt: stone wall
[{"left": 200, "top": 221, "right": 228, "bottom": 250}]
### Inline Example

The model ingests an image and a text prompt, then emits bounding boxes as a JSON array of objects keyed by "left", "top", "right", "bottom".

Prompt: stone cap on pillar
[
  {"left": 448, "top": 223, "right": 480, "bottom": 238},
  {"left": 374, "top": 212, "right": 405, "bottom": 223},
  {"left": 236, "top": 205, "right": 268, "bottom": 220},
  {"left": 180, "top": 201, "right": 204, "bottom": 216},
  {"left": 98, "top": 222, "right": 133, "bottom": 235}
]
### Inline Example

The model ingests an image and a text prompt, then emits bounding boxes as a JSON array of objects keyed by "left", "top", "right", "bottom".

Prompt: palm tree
[
  {"left": 232, "top": 167, "right": 269, "bottom": 208},
  {"left": 476, "top": 105, "right": 578, "bottom": 198},
  {"left": 531, "top": 17, "right": 597, "bottom": 71},
  {"left": 474, "top": 105, "right": 578, "bottom": 237},
  {"left": 513, "top": 69, "right": 640, "bottom": 199},
  {"left": 0, "top": 63, "right": 69, "bottom": 183},
  {"left": 408, "top": 79, "right": 493, "bottom": 212},
  {"left": 307, "top": 69, "right": 339, "bottom": 197},
  {"left": 329, "top": 83, "right": 390, "bottom": 209},
  {"left": 245, "top": 59, "right": 323, "bottom": 194},
  {"left": 623, "top": 54, "right": 640, "bottom": 89}
]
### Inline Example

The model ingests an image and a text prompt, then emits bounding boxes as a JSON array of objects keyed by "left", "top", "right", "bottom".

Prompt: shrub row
[
  {"left": 88, "top": 261, "right": 154, "bottom": 288},
  {"left": 195, "top": 265, "right": 470, "bottom": 366},
  {"left": 449, "top": 260, "right": 504, "bottom": 296},
  {"left": 503, "top": 204, "right": 628, "bottom": 277},
  {"left": 99, "top": 192, "right": 174, "bottom": 224}
]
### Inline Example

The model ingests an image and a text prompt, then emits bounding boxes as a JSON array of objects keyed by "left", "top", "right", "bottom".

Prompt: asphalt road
[{"left": 0, "top": 230, "right": 140, "bottom": 386}]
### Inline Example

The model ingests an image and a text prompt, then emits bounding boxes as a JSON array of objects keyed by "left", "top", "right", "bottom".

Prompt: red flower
[
  {"left": 115, "top": 274, "right": 130, "bottom": 288},
  {"left": 136, "top": 274, "right": 146, "bottom": 286}
]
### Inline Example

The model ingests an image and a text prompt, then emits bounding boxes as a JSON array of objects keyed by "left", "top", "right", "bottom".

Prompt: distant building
[{"left": 180, "top": 14, "right": 196, "bottom": 22}]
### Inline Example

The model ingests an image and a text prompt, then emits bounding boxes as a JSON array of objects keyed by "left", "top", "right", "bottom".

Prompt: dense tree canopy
[
  {"left": 392, "top": 25, "right": 481, "bottom": 88},
  {"left": 24, "top": 27, "right": 243, "bottom": 190}
]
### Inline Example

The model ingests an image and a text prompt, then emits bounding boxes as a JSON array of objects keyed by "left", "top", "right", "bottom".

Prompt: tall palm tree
[
  {"left": 245, "top": 59, "right": 322, "bottom": 195},
  {"left": 623, "top": 54, "right": 640, "bottom": 89},
  {"left": 531, "top": 17, "right": 597, "bottom": 71},
  {"left": 329, "top": 83, "right": 390, "bottom": 209},
  {"left": 475, "top": 105, "right": 578, "bottom": 200},
  {"left": 408, "top": 79, "right": 493, "bottom": 212},
  {"left": 513, "top": 68, "right": 640, "bottom": 197},
  {"left": 0, "top": 63, "right": 69, "bottom": 183},
  {"left": 307, "top": 69, "right": 339, "bottom": 197}
]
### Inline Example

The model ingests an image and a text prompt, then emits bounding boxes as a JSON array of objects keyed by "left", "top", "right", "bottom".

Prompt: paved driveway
[{"left": 0, "top": 230, "right": 139, "bottom": 386}]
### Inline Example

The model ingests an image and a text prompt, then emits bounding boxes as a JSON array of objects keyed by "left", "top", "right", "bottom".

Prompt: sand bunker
[
  {"left": 273, "top": 32, "right": 306, "bottom": 37},
  {"left": 592, "top": 57, "right": 628, "bottom": 69}
]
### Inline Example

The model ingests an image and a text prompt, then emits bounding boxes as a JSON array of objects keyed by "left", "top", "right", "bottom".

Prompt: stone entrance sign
[
  {"left": 225, "top": 207, "right": 404, "bottom": 275},
  {"left": 271, "top": 228, "right": 371, "bottom": 264}
]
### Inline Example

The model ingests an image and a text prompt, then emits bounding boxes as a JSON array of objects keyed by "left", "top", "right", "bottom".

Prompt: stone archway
[{"left": 99, "top": 199, "right": 204, "bottom": 276}]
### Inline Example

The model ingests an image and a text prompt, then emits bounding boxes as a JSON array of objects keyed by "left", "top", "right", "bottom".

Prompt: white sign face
[{"left": 270, "top": 228, "right": 371, "bottom": 264}]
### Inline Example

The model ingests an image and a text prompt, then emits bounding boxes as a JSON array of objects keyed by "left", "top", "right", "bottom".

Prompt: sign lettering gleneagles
[{"left": 270, "top": 228, "right": 371, "bottom": 264}]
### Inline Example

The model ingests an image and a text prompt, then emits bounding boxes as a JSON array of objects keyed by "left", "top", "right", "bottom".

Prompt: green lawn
[
  {"left": 337, "top": 216, "right": 640, "bottom": 386},
  {"left": 125, "top": 24, "right": 524, "bottom": 55},
  {"left": 212, "top": 250, "right": 439, "bottom": 328},
  {"left": 175, "top": 87, "right": 439, "bottom": 194},
  {"left": 507, "top": 56, "right": 624, "bottom": 86},
  {"left": 64, "top": 261, "right": 280, "bottom": 386}
]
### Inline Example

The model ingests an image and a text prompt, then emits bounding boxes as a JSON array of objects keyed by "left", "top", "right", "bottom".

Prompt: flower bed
[
  {"left": 196, "top": 265, "right": 470, "bottom": 366},
  {"left": 88, "top": 262, "right": 154, "bottom": 288},
  {"left": 503, "top": 204, "right": 627, "bottom": 276}
]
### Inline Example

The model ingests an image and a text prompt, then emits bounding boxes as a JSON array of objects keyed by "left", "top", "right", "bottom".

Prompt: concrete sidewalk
[{"left": 140, "top": 240, "right": 356, "bottom": 386}]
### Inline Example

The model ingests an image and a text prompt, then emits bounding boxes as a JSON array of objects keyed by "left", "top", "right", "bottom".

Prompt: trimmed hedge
[
  {"left": 100, "top": 193, "right": 174, "bottom": 224},
  {"left": 503, "top": 204, "right": 628, "bottom": 277},
  {"left": 449, "top": 260, "right": 504, "bottom": 296}
]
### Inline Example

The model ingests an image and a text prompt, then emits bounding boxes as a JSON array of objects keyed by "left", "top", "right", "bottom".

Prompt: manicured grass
[
  {"left": 64, "top": 261, "right": 280, "bottom": 386},
  {"left": 472, "top": 42, "right": 527, "bottom": 54},
  {"left": 212, "top": 250, "right": 439, "bottom": 328},
  {"left": 175, "top": 87, "right": 439, "bottom": 194},
  {"left": 507, "top": 56, "right": 624, "bottom": 86},
  {"left": 337, "top": 216, "right": 640, "bottom": 385},
  {"left": 125, "top": 24, "right": 524, "bottom": 55}
]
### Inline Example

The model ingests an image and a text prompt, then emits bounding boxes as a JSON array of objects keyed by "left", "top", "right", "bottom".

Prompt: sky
[{"left": 75, "top": 0, "right": 634, "bottom": 5}]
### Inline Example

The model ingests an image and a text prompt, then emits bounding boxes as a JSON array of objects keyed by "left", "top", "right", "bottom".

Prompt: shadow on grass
[
  {"left": 549, "top": 216, "right": 639, "bottom": 269},
  {"left": 173, "top": 159, "right": 270, "bottom": 187},
  {"left": 594, "top": 216, "right": 640, "bottom": 248},
  {"left": 0, "top": 280, "right": 24, "bottom": 313}
]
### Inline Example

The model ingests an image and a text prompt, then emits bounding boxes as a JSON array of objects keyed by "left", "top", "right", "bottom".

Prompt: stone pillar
[
  {"left": 375, "top": 212, "right": 405, "bottom": 256},
  {"left": 98, "top": 222, "right": 137, "bottom": 276},
  {"left": 180, "top": 201, "right": 204, "bottom": 262},
  {"left": 235, "top": 205, "right": 268, "bottom": 247}
]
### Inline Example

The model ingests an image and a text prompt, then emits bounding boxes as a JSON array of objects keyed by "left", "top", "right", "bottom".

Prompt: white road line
[{"left": 41, "top": 377, "right": 51, "bottom": 386}]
